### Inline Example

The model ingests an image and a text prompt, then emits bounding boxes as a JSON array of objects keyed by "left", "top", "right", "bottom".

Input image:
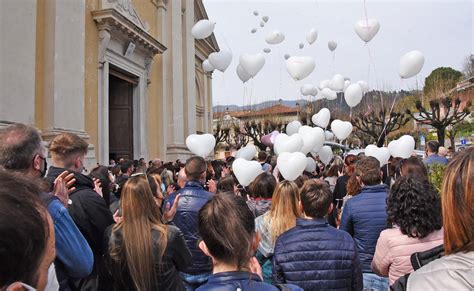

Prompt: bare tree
[
  {"left": 462, "top": 54, "right": 474, "bottom": 78},
  {"left": 237, "top": 119, "right": 287, "bottom": 150}
]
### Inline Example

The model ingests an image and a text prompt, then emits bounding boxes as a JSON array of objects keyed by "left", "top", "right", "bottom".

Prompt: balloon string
[
  {"left": 242, "top": 84, "right": 246, "bottom": 107},
  {"left": 364, "top": 0, "right": 369, "bottom": 25},
  {"left": 376, "top": 78, "right": 404, "bottom": 145},
  {"left": 367, "top": 43, "right": 383, "bottom": 108},
  {"left": 332, "top": 51, "right": 336, "bottom": 74}
]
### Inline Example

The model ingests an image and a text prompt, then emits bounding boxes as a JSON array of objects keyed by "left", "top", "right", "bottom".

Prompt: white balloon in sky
[
  {"left": 260, "top": 21, "right": 265, "bottom": 27},
  {"left": 357, "top": 80, "right": 369, "bottom": 93},
  {"left": 344, "top": 83, "right": 363, "bottom": 107},
  {"left": 236, "top": 64, "right": 251, "bottom": 83},
  {"left": 286, "top": 56, "right": 316, "bottom": 81},
  {"left": 284, "top": 54, "right": 291, "bottom": 60},
  {"left": 251, "top": 28, "right": 257, "bottom": 33},
  {"left": 262, "top": 16, "right": 269, "bottom": 22},
  {"left": 208, "top": 50, "right": 233, "bottom": 72},
  {"left": 306, "top": 28, "right": 318, "bottom": 45},
  {"left": 263, "top": 48, "right": 271, "bottom": 53},
  {"left": 191, "top": 20, "right": 215, "bottom": 39},
  {"left": 299, "top": 43, "right": 304, "bottom": 49},
  {"left": 202, "top": 59, "right": 214, "bottom": 72},
  {"left": 328, "top": 41, "right": 337, "bottom": 51},
  {"left": 399, "top": 50, "right": 425, "bottom": 79},
  {"left": 253, "top": 11, "right": 259, "bottom": 16},
  {"left": 239, "top": 53, "right": 266, "bottom": 77},
  {"left": 354, "top": 19, "right": 380, "bottom": 43},
  {"left": 265, "top": 30, "right": 285, "bottom": 44}
]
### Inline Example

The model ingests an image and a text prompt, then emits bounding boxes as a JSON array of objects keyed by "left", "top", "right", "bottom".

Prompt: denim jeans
[
  {"left": 363, "top": 273, "right": 389, "bottom": 291},
  {"left": 179, "top": 272, "right": 211, "bottom": 291}
]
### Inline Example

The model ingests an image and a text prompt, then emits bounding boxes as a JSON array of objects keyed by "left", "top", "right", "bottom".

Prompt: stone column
[
  {"left": 0, "top": 0, "right": 37, "bottom": 126},
  {"left": 183, "top": 0, "right": 197, "bottom": 137}
]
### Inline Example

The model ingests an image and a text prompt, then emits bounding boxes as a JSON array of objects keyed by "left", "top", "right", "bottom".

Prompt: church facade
[{"left": 0, "top": 0, "right": 219, "bottom": 167}]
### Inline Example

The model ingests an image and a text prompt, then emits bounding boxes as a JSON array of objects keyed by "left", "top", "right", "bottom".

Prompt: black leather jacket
[
  {"left": 102, "top": 225, "right": 191, "bottom": 291},
  {"left": 165, "top": 181, "right": 214, "bottom": 275}
]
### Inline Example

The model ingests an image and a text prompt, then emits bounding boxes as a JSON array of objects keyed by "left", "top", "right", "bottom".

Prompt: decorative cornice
[{"left": 92, "top": 8, "right": 167, "bottom": 56}]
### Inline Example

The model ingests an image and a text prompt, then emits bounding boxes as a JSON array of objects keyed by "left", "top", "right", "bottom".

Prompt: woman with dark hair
[
  {"left": 89, "top": 165, "right": 114, "bottom": 206},
  {"left": 329, "top": 154, "right": 357, "bottom": 227},
  {"left": 246, "top": 172, "right": 277, "bottom": 217},
  {"left": 196, "top": 194, "right": 302, "bottom": 291},
  {"left": 406, "top": 148, "right": 473, "bottom": 290},
  {"left": 103, "top": 175, "right": 191, "bottom": 290},
  {"left": 372, "top": 175, "right": 443, "bottom": 285},
  {"left": 399, "top": 156, "right": 428, "bottom": 181},
  {"left": 324, "top": 164, "right": 342, "bottom": 192}
]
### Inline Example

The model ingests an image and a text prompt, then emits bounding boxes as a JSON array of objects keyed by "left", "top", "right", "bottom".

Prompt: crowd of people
[{"left": 0, "top": 123, "right": 472, "bottom": 291}]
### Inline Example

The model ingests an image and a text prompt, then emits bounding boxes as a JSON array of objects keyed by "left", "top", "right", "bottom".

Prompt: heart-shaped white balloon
[
  {"left": 202, "top": 59, "right": 214, "bottom": 72},
  {"left": 274, "top": 133, "right": 304, "bottom": 155},
  {"left": 305, "top": 157, "right": 317, "bottom": 172},
  {"left": 251, "top": 28, "right": 257, "bottom": 33},
  {"left": 344, "top": 83, "right": 363, "bottom": 108},
  {"left": 298, "top": 126, "right": 325, "bottom": 154},
  {"left": 286, "top": 56, "right": 315, "bottom": 81},
  {"left": 317, "top": 146, "right": 333, "bottom": 165},
  {"left": 236, "top": 64, "right": 251, "bottom": 83},
  {"left": 330, "top": 74, "right": 345, "bottom": 92},
  {"left": 331, "top": 120, "right": 353, "bottom": 141},
  {"left": 191, "top": 19, "right": 215, "bottom": 39},
  {"left": 357, "top": 80, "right": 369, "bottom": 93},
  {"left": 300, "top": 84, "right": 317, "bottom": 96},
  {"left": 208, "top": 50, "right": 232, "bottom": 72},
  {"left": 262, "top": 15, "right": 269, "bottom": 22},
  {"left": 319, "top": 79, "right": 331, "bottom": 90},
  {"left": 365, "top": 145, "right": 391, "bottom": 166},
  {"left": 399, "top": 50, "right": 425, "bottom": 79},
  {"left": 388, "top": 135, "right": 415, "bottom": 158},
  {"left": 265, "top": 30, "right": 285, "bottom": 44},
  {"left": 306, "top": 28, "right": 318, "bottom": 45},
  {"left": 325, "top": 130, "right": 335, "bottom": 141},
  {"left": 354, "top": 19, "right": 380, "bottom": 43},
  {"left": 321, "top": 88, "right": 337, "bottom": 100},
  {"left": 235, "top": 144, "right": 257, "bottom": 160},
  {"left": 263, "top": 48, "right": 271, "bottom": 53},
  {"left": 328, "top": 41, "right": 337, "bottom": 51},
  {"left": 311, "top": 108, "right": 331, "bottom": 128},
  {"left": 239, "top": 54, "right": 265, "bottom": 78},
  {"left": 232, "top": 158, "right": 263, "bottom": 187},
  {"left": 284, "top": 54, "right": 291, "bottom": 60},
  {"left": 277, "top": 152, "right": 307, "bottom": 181},
  {"left": 286, "top": 120, "right": 302, "bottom": 136},
  {"left": 185, "top": 134, "right": 216, "bottom": 158}
]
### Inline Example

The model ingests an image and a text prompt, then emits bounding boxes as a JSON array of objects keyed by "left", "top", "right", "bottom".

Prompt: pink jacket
[{"left": 371, "top": 227, "right": 444, "bottom": 286}]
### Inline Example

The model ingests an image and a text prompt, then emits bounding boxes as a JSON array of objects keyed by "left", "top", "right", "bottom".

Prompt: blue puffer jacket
[
  {"left": 339, "top": 184, "right": 389, "bottom": 273},
  {"left": 273, "top": 218, "right": 363, "bottom": 291},
  {"left": 165, "top": 181, "right": 214, "bottom": 275},
  {"left": 196, "top": 271, "right": 303, "bottom": 291}
]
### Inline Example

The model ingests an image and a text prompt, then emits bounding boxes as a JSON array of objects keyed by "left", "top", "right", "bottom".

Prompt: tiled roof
[{"left": 214, "top": 104, "right": 299, "bottom": 119}]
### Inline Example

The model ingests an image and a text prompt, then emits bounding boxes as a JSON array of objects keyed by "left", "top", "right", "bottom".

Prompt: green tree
[{"left": 423, "top": 67, "right": 463, "bottom": 98}]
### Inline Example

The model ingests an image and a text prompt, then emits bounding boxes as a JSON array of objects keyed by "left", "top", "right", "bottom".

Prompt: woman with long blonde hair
[
  {"left": 103, "top": 175, "right": 191, "bottom": 291},
  {"left": 255, "top": 180, "right": 302, "bottom": 283}
]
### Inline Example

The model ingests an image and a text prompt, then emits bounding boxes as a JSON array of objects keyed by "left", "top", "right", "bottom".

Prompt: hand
[
  {"left": 93, "top": 178, "right": 103, "bottom": 197},
  {"left": 207, "top": 179, "right": 217, "bottom": 194},
  {"left": 163, "top": 194, "right": 180, "bottom": 223},
  {"left": 338, "top": 169, "right": 344, "bottom": 177},
  {"left": 53, "top": 171, "right": 76, "bottom": 207},
  {"left": 167, "top": 185, "right": 176, "bottom": 195},
  {"left": 248, "top": 256, "right": 263, "bottom": 280},
  {"left": 113, "top": 209, "right": 123, "bottom": 224}
]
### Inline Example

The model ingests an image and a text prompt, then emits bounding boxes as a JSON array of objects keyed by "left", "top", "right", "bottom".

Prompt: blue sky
[{"left": 202, "top": 0, "right": 473, "bottom": 106}]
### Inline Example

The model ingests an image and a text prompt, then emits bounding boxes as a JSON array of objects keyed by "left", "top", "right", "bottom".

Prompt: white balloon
[
  {"left": 284, "top": 54, "right": 291, "bottom": 60},
  {"left": 331, "top": 120, "right": 353, "bottom": 141},
  {"left": 365, "top": 145, "right": 391, "bottom": 166},
  {"left": 319, "top": 79, "right": 331, "bottom": 90},
  {"left": 388, "top": 135, "right": 415, "bottom": 158},
  {"left": 321, "top": 88, "right": 337, "bottom": 100},
  {"left": 328, "top": 41, "right": 337, "bottom": 51},
  {"left": 191, "top": 19, "right": 215, "bottom": 39},
  {"left": 399, "top": 50, "right": 425, "bottom": 79},
  {"left": 324, "top": 130, "right": 335, "bottom": 141},
  {"left": 274, "top": 133, "right": 304, "bottom": 155},
  {"left": 354, "top": 19, "right": 380, "bottom": 43},
  {"left": 300, "top": 84, "right": 316, "bottom": 96},
  {"left": 251, "top": 28, "right": 257, "bottom": 33},
  {"left": 185, "top": 134, "right": 215, "bottom": 158},
  {"left": 299, "top": 43, "right": 304, "bottom": 49},
  {"left": 232, "top": 158, "right": 263, "bottom": 187},
  {"left": 312, "top": 108, "right": 331, "bottom": 128},
  {"left": 344, "top": 80, "right": 351, "bottom": 90},
  {"left": 253, "top": 11, "right": 259, "bottom": 16},
  {"left": 262, "top": 16, "right": 269, "bottom": 22},
  {"left": 263, "top": 48, "right": 271, "bottom": 53},
  {"left": 260, "top": 21, "right": 265, "bottom": 27},
  {"left": 298, "top": 126, "right": 325, "bottom": 154},
  {"left": 235, "top": 144, "right": 257, "bottom": 160},
  {"left": 239, "top": 53, "right": 265, "bottom": 77},
  {"left": 202, "top": 59, "right": 214, "bottom": 72},
  {"left": 277, "top": 152, "right": 307, "bottom": 181},
  {"left": 330, "top": 74, "right": 345, "bottom": 92},
  {"left": 286, "top": 120, "right": 302, "bottom": 135},
  {"left": 357, "top": 80, "right": 369, "bottom": 93},
  {"left": 286, "top": 56, "right": 316, "bottom": 81},
  {"left": 208, "top": 50, "right": 232, "bottom": 72},
  {"left": 236, "top": 64, "right": 251, "bottom": 83},
  {"left": 305, "top": 157, "right": 317, "bottom": 172},
  {"left": 344, "top": 83, "right": 363, "bottom": 107},
  {"left": 317, "top": 146, "right": 333, "bottom": 165},
  {"left": 306, "top": 28, "right": 318, "bottom": 45},
  {"left": 265, "top": 30, "right": 285, "bottom": 44}
]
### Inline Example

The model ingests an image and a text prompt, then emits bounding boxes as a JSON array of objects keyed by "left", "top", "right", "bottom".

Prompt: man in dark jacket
[
  {"left": 165, "top": 156, "right": 214, "bottom": 290},
  {"left": 273, "top": 179, "right": 363, "bottom": 290},
  {"left": 339, "top": 157, "right": 389, "bottom": 290},
  {"left": 47, "top": 133, "right": 115, "bottom": 290}
]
